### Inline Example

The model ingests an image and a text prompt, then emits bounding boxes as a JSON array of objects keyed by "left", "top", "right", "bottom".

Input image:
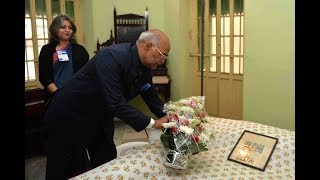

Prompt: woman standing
[
  {"left": 38, "top": 14, "right": 90, "bottom": 179},
  {"left": 39, "top": 14, "right": 89, "bottom": 104}
]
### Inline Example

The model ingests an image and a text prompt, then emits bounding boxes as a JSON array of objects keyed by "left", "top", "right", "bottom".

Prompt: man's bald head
[
  {"left": 136, "top": 29, "right": 171, "bottom": 69},
  {"left": 137, "top": 29, "right": 170, "bottom": 47}
]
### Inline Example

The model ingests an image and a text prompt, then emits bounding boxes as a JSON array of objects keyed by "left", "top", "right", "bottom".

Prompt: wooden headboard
[
  {"left": 95, "top": 7, "right": 148, "bottom": 53},
  {"left": 114, "top": 7, "right": 148, "bottom": 44}
]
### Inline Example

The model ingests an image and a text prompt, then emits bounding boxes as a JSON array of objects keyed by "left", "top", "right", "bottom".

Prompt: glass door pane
[
  {"left": 65, "top": 0, "right": 74, "bottom": 20},
  {"left": 51, "top": 0, "right": 61, "bottom": 18}
]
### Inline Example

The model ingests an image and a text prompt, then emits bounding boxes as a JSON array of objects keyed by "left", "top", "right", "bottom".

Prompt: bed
[{"left": 70, "top": 117, "right": 295, "bottom": 179}]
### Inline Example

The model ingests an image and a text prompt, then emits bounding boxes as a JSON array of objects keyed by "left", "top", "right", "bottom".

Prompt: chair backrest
[
  {"left": 95, "top": 7, "right": 148, "bottom": 53},
  {"left": 95, "top": 30, "right": 115, "bottom": 53},
  {"left": 113, "top": 7, "right": 148, "bottom": 44}
]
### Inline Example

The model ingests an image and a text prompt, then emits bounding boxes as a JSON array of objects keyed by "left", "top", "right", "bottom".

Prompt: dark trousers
[
  {"left": 45, "top": 119, "right": 117, "bottom": 180},
  {"left": 45, "top": 141, "right": 90, "bottom": 180},
  {"left": 45, "top": 131, "right": 117, "bottom": 180},
  {"left": 44, "top": 91, "right": 117, "bottom": 180},
  {"left": 86, "top": 132, "right": 117, "bottom": 168}
]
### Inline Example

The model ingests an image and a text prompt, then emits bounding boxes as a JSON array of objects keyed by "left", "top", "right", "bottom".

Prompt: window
[
  {"left": 196, "top": 0, "right": 244, "bottom": 74},
  {"left": 25, "top": 0, "right": 79, "bottom": 90}
]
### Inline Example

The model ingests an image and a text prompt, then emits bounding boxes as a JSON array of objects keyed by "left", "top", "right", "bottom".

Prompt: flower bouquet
[{"left": 160, "top": 96, "right": 215, "bottom": 169}]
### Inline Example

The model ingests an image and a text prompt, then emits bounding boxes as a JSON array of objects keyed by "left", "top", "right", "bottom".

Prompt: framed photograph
[{"left": 227, "top": 130, "right": 278, "bottom": 171}]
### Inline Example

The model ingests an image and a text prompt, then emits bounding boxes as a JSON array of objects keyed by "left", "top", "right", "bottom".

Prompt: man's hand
[{"left": 152, "top": 116, "right": 169, "bottom": 130}]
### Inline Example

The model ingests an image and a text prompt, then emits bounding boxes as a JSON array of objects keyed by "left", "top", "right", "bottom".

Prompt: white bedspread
[{"left": 70, "top": 117, "right": 295, "bottom": 179}]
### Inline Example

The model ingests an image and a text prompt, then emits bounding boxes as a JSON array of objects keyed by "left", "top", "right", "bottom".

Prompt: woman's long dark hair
[{"left": 48, "top": 14, "right": 77, "bottom": 44}]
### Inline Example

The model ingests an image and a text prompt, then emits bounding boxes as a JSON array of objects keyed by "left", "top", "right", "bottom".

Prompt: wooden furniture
[
  {"left": 95, "top": 7, "right": 148, "bottom": 53},
  {"left": 113, "top": 7, "right": 148, "bottom": 44},
  {"left": 153, "top": 79, "right": 171, "bottom": 102},
  {"left": 152, "top": 62, "right": 171, "bottom": 102},
  {"left": 25, "top": 88, "right": 47, "bottom": 158},
  {"left": 95, "top": 30, "right": 115, "bottom": 53}
]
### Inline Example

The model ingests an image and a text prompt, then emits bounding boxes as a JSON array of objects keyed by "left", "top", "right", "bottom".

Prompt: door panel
[
  {"left": 232, "top": 79, "right": 243, "bottom": 119},
  {"left": 206, "top": 76, "right": 218, "bottom": 116},
  {"left": 219, "top": 78, "right": 232, "bottom": 118},
  {"left": 191, "top": 0, "right": 244, "bottom": 120}
]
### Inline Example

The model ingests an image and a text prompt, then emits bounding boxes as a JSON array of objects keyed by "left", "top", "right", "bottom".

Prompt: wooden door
[{"left": 191, "top": 0, "right": 244, "bottom": 119}]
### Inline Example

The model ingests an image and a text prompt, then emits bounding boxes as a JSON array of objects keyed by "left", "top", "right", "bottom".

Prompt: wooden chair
[
  {"left": 94, "top": 7, "right": 148, "bottom": 52},
  {"left": 95, "top": 30, "right": 115, "bottom": 53},
  {"left": 113, "top": 7, "right": 148, "bottom": 44}
]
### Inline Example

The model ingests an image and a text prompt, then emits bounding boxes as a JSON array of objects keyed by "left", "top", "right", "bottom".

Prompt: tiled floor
[{"left": 25, "top": 120, "right": 148, "bottom": 180}]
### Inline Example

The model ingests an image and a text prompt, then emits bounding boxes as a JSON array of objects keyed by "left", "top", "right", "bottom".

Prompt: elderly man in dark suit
[{"left": 44, "top": 29, "right": 171, "bottom": 180}]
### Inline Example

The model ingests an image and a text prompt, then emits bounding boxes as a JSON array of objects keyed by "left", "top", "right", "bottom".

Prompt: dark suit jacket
[{"left": 44, "top": 43, "right": 165, "bottom": 145}]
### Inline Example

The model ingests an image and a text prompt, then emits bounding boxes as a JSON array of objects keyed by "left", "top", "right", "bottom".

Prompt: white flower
[
  {"left": 189, "top": 118, "right": 201, "bottom": 127},
  {"left": 202, "top": 122, "right": 215, "bottom": 135},
  {"left": 164, "top": 104, "right": 179, "bottom": 111},
  {"left": 161, "top": 96, "right": 215, "bottom": 154},
  {"left": 179, "top": 126, "right": 194, "bottom": 136},
  {"left": 178, "top": 99, "right": 188, "bottom": 104},
  {"left": 199, "top": 132, "right": 210, "bottom": 143},
  {"left": 196, "top": 102, "right": 204, "bottom": 110},
  {"left": 180, "top": 106, "right": 194, "bottom": 114},
  {"left": 177, "top": 115, "right": 185, "bottom": 120},
  {"left": 162, "top": 122, "right": 177, "bottom": 128}
]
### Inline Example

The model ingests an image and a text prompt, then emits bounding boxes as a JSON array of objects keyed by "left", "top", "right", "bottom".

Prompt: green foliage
[
  {"left": 160, "top": 129, "right": 208, "bottom": 155},
  {"left": 160, "top": 129, "right": 176, "bottom": 150},
  {"left": 179, "top": 142, "right": 208, "bottom": 155}
]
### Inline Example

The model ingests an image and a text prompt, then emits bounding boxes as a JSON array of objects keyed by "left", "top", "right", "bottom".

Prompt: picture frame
[{"left": 227, "top": 130, "right": 278, "bottom": 171}]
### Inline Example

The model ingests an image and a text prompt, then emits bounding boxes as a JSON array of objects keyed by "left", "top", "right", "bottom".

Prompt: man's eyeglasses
[{"left": 152, "top": 44, "right": 168, "bottom": 61}]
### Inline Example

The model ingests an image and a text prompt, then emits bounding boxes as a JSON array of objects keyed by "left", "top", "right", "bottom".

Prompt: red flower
[
  {"left": 179, "top": 119, "right": 189, "bottom": 126},
  {"left": 191, "top": 134, "right": 200, "bottom": 143},
  {"left": 171, "top": 127, "right": 179, "bottom": 135},
  {"left": 172, "top": 114, "right": 179, "bottom": 121},
  {"left": 196, "top": 125, "right": 204, "bottom": 132},
  {"left": 197, "top": 112, "right": 206, "bottom": 118},
  {"left": 188, "top": 101, "right": 197, "bottom": 108}
]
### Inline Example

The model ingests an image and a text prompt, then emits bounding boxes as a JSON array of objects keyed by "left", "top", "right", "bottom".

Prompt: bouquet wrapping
[{"left": 160, "top": 96, "right": 215, "bottom": 169}]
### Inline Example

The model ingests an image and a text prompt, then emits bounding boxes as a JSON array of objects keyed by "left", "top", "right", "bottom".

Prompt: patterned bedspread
[{"left": 71, "top": 117, "right": 295, "bottom": 180}]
